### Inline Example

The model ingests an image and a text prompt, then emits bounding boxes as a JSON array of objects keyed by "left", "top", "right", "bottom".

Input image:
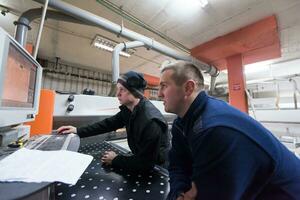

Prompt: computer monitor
[{"left": 0, "top": 27, "right": 42, "bottom": 128}]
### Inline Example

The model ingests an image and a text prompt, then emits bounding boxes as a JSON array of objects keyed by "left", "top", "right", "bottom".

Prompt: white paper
[{"left": 0, "top": 148, "right": 93, "bottom": 185}]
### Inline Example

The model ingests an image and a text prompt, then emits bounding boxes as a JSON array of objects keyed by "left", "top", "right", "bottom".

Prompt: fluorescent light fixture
[
  {"left": 199, "top": 0, "right": 208, "bottom": 8},
  {"left": 92, "top": 35, "right": 133, "bottom": 58},
  {"left": 172, "top": 0, "right": 207, "bottom": 14}
]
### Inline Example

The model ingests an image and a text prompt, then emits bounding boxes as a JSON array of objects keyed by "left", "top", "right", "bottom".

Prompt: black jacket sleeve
[
  {"left": 77, "top": 112, "right": 125, "bottom": 138},
  {"left": 111, "top": 120, "right": 162, "bottom": 172}
]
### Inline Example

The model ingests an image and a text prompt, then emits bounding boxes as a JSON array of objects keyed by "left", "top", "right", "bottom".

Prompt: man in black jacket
[{"left": 57, "top": 71, "right": 170, "bottom": 172}]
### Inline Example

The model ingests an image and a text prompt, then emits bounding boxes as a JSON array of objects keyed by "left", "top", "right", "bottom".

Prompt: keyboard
[{"left": 25, "top": 134, "right": 75, "bottom": 151}]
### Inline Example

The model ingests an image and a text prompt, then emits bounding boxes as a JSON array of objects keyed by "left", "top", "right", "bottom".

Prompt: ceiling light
[
  {"left": 173, "top": 0, "right": 205, "bottom": 13},
  {"left": 199, "top": 0, "right": 208, "bottom": 8},
  {"left": 92, "top": 35, "right": 133, "bottom": 58}
]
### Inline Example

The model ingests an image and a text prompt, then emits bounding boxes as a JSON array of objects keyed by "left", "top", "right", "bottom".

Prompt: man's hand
[
  {"left": 56, "top": 126, "right": 77, "bottom": 134},
  {"left": 184, "top": 182, "right": 197, "bottom": 199},
  {"left": 101, "top": 151, "right": 117, "bottom": 165},
  {"left": 176, "top": 194, "right": 184, "bottom": 200},
  {"left": 176, "top": 182, "right": 198, "bottom": 200}
]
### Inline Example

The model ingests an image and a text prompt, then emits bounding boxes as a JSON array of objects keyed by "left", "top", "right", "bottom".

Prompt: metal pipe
[
  {"left": 209, "top": 76, "right": 216, "bottom": 95},
  {"left": 14, "top": 17, "right": 30, "bottom": 47},
  {"left": 33, "top": 0, "right": 49, "bottom": 59},
  {"left": 108, "top": 41, "right": 145, "bottom": 96},
  {"left": 112, "top": 41, "right": 145, "bottom": 83},
  {"left": 275, "top": 83, "right": 280, "bottom": 109},
  {"left": 33, "top": 0, "right": 218, "bottom": 76},
  {"left": 289, "top": 78, "right": 300, "bottom": 95},
  {"left": 245, "top": 89, "right": 257, "bottom": 119},
  {"left": 14, "top": 8, "right": 86, "bottom": 46},
  {"left": 289, "top": 78, "right": 299, "bottom": 109}
]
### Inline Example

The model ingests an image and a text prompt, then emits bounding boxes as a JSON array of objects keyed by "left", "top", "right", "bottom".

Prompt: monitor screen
[
  {"left": 2, "top": 43, "right": 37, "bottom": 108},
  {"left": 0, "top": 27, "right": 42, "bottom": 128}
]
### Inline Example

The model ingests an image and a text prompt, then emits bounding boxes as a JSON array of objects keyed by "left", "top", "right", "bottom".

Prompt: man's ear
[{"left": 184, "top": 80, "right": 196, "bottom": 96}]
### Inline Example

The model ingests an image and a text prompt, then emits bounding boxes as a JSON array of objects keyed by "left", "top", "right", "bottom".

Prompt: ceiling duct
[{"left": 32, "top": 0, "right": 218, "bottom": 77}]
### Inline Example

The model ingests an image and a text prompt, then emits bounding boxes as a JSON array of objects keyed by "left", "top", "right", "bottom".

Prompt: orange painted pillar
[
  {"left": 25, "top": 43, "right": 34, "bottom": 55},
  {"left": 144, "top": 90, "right": 150, "bottom": 98},
  {"left": 143, "top": 73, "right": 160, "bottom": 99},
  {"left": 143, "top": 73, "right": 160, "bottom": 86},
  {"left": 26, "top": 89, "right": 55, "bottom": 136},
  {"left": 226, "top": 54, "right": 248, "bottom": 113},
  {"left": 25, "top": 43, "right": 55, "bottom": 135}
]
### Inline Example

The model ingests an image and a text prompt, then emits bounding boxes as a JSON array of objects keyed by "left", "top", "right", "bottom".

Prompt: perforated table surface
[{"left": 55, "top": 141, "right": 169, "bottom": 200}]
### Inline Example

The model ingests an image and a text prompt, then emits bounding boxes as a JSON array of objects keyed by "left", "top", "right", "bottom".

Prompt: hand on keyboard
[
  {"left": 56, "top": 126, "right": 77, "bottom": 135},
  {"left": 25, "top": 134, "right": 74, "bottom": 150}
]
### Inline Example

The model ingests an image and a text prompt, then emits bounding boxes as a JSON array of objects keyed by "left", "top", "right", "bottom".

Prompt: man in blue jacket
[{"left": 158, "top": 60, "right": 300, "bottom": 200}]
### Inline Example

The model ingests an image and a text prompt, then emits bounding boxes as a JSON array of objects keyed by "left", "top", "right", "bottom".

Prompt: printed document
[{"left": 0, "top": 148, "right": 93, "bottom": 185}]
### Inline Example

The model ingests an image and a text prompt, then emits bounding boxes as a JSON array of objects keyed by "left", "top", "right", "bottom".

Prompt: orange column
[
  {"left": 25, "top": 43, "right": 56, "bottom": 135},
  {"left": 25, "top": 43, "right": 34, "bottom": 55},
  {"left": 143, "top": 73, "right": 160, "bottom": 99},
  {"left": 143, "top": 73, "right": 160, "bottom": 86},
  {"left": 26, "top": 89, "right": 55, "bottom": 136},
  {"left": 226, "top": 54, "right": 248, "bottom": 113},
  {"left": 144, "top": 90, "right": 150, "bottom": 98}
]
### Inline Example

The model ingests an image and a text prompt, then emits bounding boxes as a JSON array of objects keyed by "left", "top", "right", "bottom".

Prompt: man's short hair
[{"left": 161, "top": 60, "right": 204, "bottom": 90}]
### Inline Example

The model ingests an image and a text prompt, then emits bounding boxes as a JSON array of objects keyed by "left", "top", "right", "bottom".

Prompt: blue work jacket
[{"left": 168, "top": 91, "right": 300, "bottom": 200}]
